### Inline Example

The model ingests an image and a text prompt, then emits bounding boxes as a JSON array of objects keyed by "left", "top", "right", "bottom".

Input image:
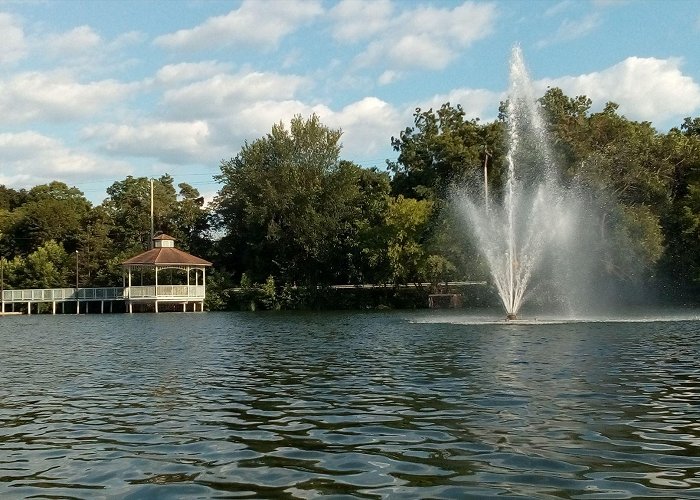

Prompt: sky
[{"left": 1, "top": 0, "right": 699, "bottom": 204}]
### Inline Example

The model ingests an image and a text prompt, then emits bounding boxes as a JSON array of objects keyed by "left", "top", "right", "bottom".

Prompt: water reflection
[{"left": 1, "top": 312, "right": 699, "bottom": 497}]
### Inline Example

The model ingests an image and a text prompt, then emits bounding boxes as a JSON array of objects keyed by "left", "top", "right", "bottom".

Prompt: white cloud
[
  {"left": 544, "top": 1, "right": 574, "bottom": 17},
  {"left": 420, "top": 88, "right": 503, "bottom": 122},
  {"left": 154, "top": 0, "right": 323, "bottom": 51},
  {"left": 330, "top": 0, "right": 393, "bottom": 41},
  {"left": 155, "top": 61, "right": 232, "bottom": 85},
  {"left": 324, "top": 97, "right": 402, "bottom": 155},
  {"left": 540, "top": 57, "right": 700, "bottom": 122},
  {"left": 82, "top": 92, "right": 402, "bottom": 167},
  {"left": 0, "top": 71, "right": 138, "bottom": 124},
  {"left": 536, "top": 13, "right": 601, "bottom": 48},
  {"left": 42, "top": 25, "right": 102, "bottom": 58},
  {"left": 0, "top": 13, "right": 27, "bottom": 64},
  {"left": 0, "top": 131, "right": 130, "bottom": 187},
  {"left": 162, "top": 71, "right": 309, "bottom": 120},
  {"left": 347, "top": 1, "right": 497, "bottom": 76},
  {"left": 84, "top": 120, "right": 219, "bottom": 164},
  {"left": 592, "top": 0, "right": 629, "bottom": 7},
  {"left": 225, "top": 96, "right": 402, "bottom": 157},
  {"left": 378, "top": 70, "right": 399, "bottom": 86}
]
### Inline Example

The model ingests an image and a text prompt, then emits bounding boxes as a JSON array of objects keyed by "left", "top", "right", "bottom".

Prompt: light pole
[
  {"left": 75, "top": 250, "right": 80, "bottom": 315},
  {"left": 1, "top": 257, "right": 4, "bottom": 314},
  {"left": 483, "top": 147, "right": 491, "bottom": 211}
]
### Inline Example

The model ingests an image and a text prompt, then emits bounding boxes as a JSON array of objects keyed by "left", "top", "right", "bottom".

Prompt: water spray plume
[{"left": 458, "top": 46, "right": 577, "bottom": 321}]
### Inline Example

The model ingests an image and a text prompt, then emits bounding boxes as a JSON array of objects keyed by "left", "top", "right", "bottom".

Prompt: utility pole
[
  {"left": 150, "top": 178, "right": 154, "bottom": 248},
  {"left": 483, "top": 148, "right": 490, "bottom": 210},
  {"left": 75, "top": 250, "right": 80, "bottom": 315},
  {"left": 1, "top": 257, "right": 4, "bottom": 314}
]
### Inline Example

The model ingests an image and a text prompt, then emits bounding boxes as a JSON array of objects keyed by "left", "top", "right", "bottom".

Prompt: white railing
[
  {"left": 1, "top": 285, "right": 206, "bottom": 303},
  {"left": 1, "top": 287, "right": 125, "bottom": 302},
  {"left": 125, "top": 285, "right": 205, "bottom": 299}
]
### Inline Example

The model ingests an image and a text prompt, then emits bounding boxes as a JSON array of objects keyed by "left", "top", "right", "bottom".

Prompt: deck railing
[
  {"left": 2, "top": 287, "right": 125, "bottom": 302},
  {"left": 1, "top": 285, "right": 205, "bottom": 303}
]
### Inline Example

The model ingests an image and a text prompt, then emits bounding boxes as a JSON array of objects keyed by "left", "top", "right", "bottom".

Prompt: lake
[{"left": 1, "top": 310, "right": 699, "bottom": 498}]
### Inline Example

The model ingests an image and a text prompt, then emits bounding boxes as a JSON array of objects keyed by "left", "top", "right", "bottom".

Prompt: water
[
  {"left": 458, "top": 46, "right": 589, "bottom": 319},
  {"left": 1, "top": 311, "right": 699, "bottom": 498}
]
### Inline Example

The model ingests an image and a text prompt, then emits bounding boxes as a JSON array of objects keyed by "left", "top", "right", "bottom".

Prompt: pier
[{"left": 1, "top": 285, "right": 206, "bottom": 315}]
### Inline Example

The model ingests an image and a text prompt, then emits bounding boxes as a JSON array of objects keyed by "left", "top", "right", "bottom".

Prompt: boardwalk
[{"left": 1, "top": 285, "right": 206, "bottom": 314}]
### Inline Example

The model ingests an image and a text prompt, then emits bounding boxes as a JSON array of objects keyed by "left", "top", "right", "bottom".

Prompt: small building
[{"left": 122, "top": 234, "right": 212, "bottom": 313}]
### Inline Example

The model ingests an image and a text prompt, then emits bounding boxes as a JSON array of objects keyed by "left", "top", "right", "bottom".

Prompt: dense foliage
[{"left": 1, "top": 89, "right": 699, "bottom": 308}]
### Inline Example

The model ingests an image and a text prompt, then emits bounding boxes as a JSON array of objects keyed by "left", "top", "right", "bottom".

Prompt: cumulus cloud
[
  {"left": 338, "top": 1, "right": 497, "bottom": 77},
  {"left": 162, "top": 71, "right": 309, "bottom": 120},
  {"left": 0, "top": 13, "right": 27, "bottom": 64},
  {"left": 84, "top": 92, "right": 402, "bottom": 166},
  {"left": 84, "top": 120, "right": 222, "bottom": 165},
  {"left": 540, "top": 56, "right": 700, "bottom": 122},
  {"left": 42, "top": 25, "right": 102, "bottom": 57},
  {"left": 329, "top": 0, "right": 393, "bottom": 41},
  {"left": 324, "top": 97, "right": 403, "bottom": 155},
  {"left": 0, "top": 71, "right": 138, "bottom": 124},
  {"left": 212, "top": 96, "right": 402, "bottom": 159},
  {"left": 155, "top": 61, "right": 232, "bottom": 85},
  {"left": 154, "top": 0, "right": 323, "bottom": 51},
  {"left": 0, "top": 131, "right": 130, "bottom": 187},
  {"left": 420, "top": 88, "right": 503, "bottom": 122}
]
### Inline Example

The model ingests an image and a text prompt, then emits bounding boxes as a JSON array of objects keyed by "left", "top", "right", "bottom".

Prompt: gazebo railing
[{"left": 125, "top": 285, "right": 205, "bottom": 299}]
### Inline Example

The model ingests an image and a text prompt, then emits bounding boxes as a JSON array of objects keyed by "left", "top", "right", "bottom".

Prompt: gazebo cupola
[
  {"left": 154, "top": 234, "right": 176, "bottom": 248},
  {"left": 122, "top": 233, "right": 212, "bottom": 313}
]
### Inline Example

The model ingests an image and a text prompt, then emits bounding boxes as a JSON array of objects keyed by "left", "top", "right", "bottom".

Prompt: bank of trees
[{"left": 1, "top": 88, "right": 699, "bottom": 308}]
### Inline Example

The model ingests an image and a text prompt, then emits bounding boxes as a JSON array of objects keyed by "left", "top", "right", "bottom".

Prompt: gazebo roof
[{"left": 122, "top": 235, "right": 212, "bottom": 267}]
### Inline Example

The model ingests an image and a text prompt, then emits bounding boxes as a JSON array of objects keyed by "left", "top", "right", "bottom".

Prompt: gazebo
[{"left": 122, "top": 234, "right": 212, "bottom": 313}]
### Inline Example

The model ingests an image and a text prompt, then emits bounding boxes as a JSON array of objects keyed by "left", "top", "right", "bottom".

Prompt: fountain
[{"left": 458, "top": 46, "right": 581, "bottom": 321}]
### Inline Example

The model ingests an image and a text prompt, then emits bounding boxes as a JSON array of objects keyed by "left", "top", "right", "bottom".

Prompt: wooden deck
[{"left": 1, "top": 285, "right": 206, "bottom": 314}]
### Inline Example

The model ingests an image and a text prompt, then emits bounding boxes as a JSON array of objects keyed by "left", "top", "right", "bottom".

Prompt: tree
[
  {"left": 0, "top": 182, "right": 91, "bottom": 256},
  {"left": 659, "top": 117, "right": 700, "bottom": 291},
  {"left": 214, "top": 114, "right": 389, "bottom": 286},
  {"left": 8, "top": 240, "right": 72, "bottom": 289},
  {"left": 384, "top": 196, "right": 434, "bottom": 284},
  {"left": 102, "top": 174, "right": 209, "bottom": 254},
  {"left": 389, "top": 103, "right": 505, "bottom": 202}
]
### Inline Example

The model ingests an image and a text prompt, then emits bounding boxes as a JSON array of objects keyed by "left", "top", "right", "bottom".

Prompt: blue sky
[{"left": 1, "top": 0, "right": 699, "bottom": 203}]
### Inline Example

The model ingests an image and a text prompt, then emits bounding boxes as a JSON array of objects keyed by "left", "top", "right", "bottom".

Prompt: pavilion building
[{"left": 122, "top": 234, "right": 212, "bottom": 313}]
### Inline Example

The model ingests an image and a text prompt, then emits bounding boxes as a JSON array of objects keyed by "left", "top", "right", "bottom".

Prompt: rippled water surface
[{"left": 1, "top": 311, "right": 699, "bottom": 498}]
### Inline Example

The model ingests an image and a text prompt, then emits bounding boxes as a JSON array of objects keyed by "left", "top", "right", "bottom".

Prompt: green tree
[
  {"left": 214, "top": 114, "right": 386, "bottom": 286},
  {"left": 389, "top": 103, "right": 505, "bottom": 202},
  {"left": 9, "top": 240, "right": 72, "bottom": 289},
  {"left": 384, "top": 196, "right": 434, "bottom": 284},
  {"left": 0, "top": 182, "right": 91, "bottom": 256},
  {"left": 659, "top": 117, "right": 700, "bottom": 291},
  {"left": 102, "top": 174, "right": 209, "bottom": 254}
]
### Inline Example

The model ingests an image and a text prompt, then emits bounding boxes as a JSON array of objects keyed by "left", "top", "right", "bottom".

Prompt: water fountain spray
[{"left": 459, "top": 46, "right": 574, "bottom": 320}]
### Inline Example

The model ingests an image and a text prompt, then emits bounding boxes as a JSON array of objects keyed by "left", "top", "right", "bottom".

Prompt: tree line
[{"left": 1, "top": 88, "right": 699, "bottom": 309}]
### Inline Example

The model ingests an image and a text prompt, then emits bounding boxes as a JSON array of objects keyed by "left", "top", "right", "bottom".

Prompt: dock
[{"left": 1, "top": 285, "right": 206, "bottom": 315}]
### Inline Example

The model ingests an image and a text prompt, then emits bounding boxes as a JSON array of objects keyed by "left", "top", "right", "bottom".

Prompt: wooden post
[
  {"left": 27, "top": 302, "right": 31, "bottom": 315},
  {"left": 52, "top": 301, "right": 56, "bottom": 315}
]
